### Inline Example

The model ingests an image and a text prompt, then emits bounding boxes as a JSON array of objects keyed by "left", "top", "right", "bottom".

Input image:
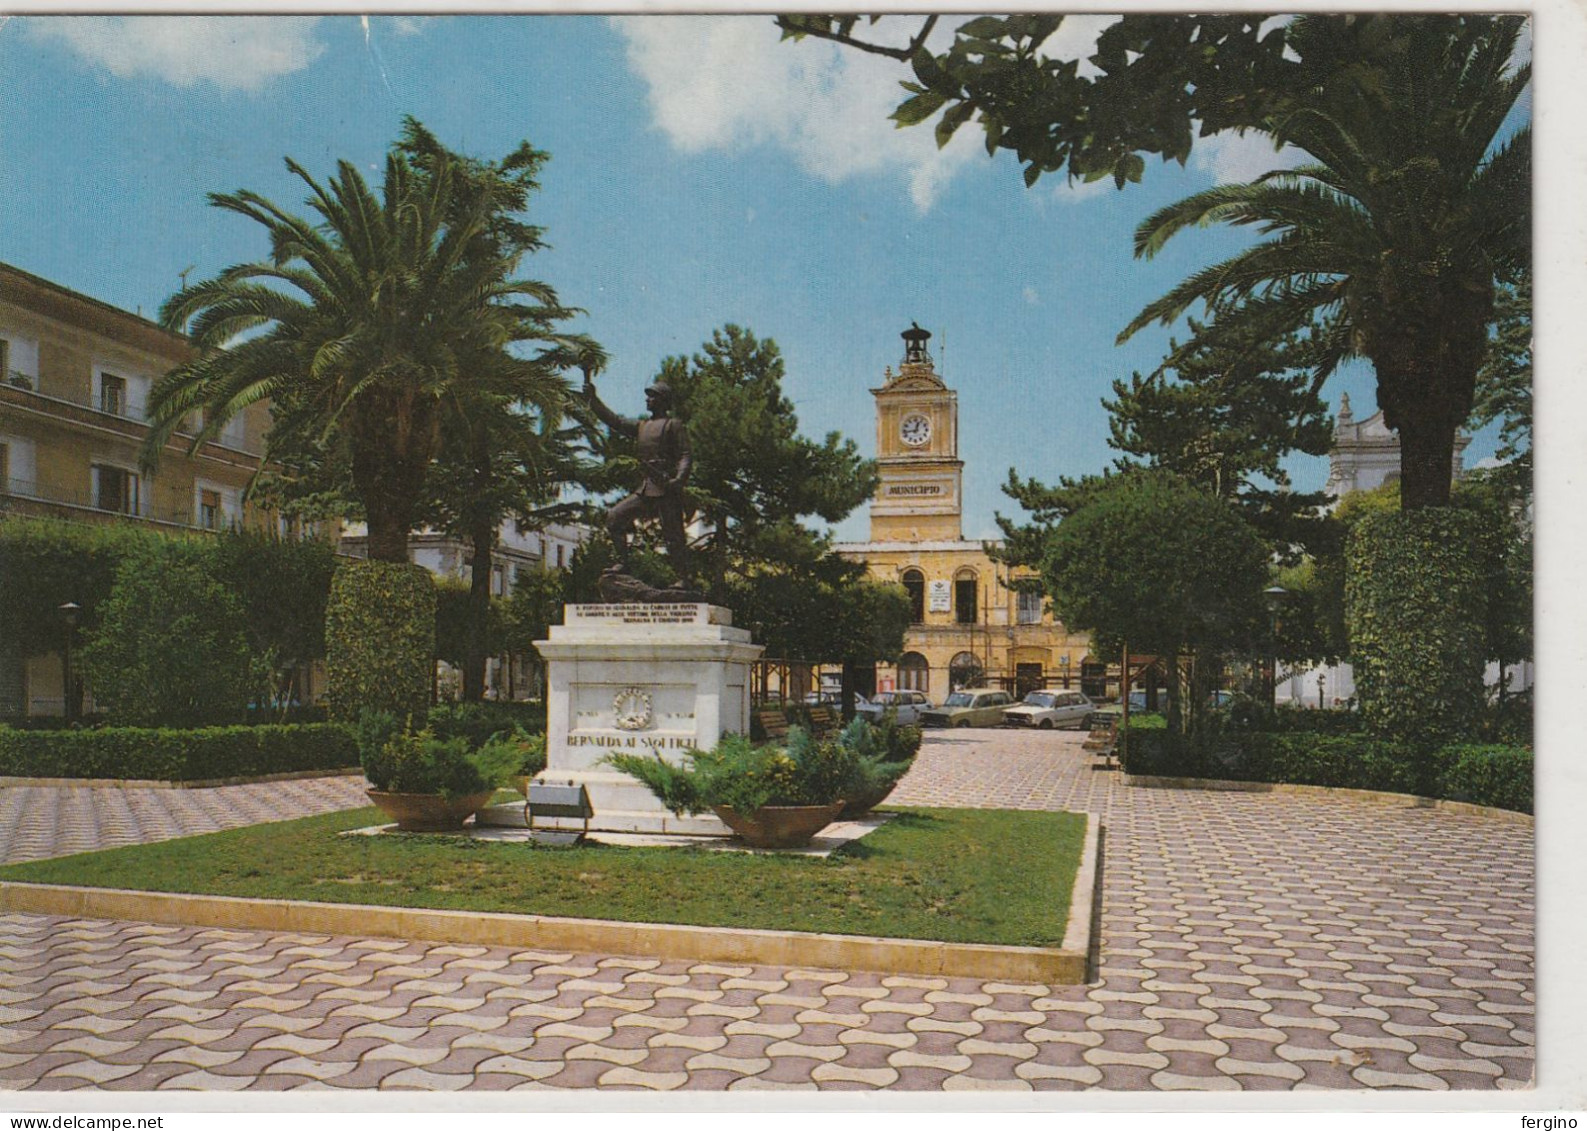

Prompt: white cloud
[
  {"left": 1051, "top": 173, "right": 1114, "bottom": 206},
  {"left": 392, "top": 17, "right": 427, "bottom": 38},
  {"left": 26, "top": 16, "right": 324, "bottom": 92},
  {"left": 1022, "top": 286, "right": 1040, "bottom": 305},
  {"left": 1044, "top": 14, "right": 1116, "bottom": 79},
  {"left": 613, "top": 14, "right": 984, "bottom": 214},
  {"left": 1191, "top": 130, "right": 1304, "bottom": 185}
]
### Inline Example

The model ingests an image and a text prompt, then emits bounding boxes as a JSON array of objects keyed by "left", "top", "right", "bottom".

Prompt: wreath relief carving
[{"left": 612, "top": 687, "right": 654, "bottom": 731}]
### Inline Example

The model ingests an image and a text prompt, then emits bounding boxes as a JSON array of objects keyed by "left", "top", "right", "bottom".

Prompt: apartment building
[
  {"left": 0, "top": 261, "right": 288, "bottom": 717},
  {"left": 0, "top": 261, "right": 277, "bottom": 535}
]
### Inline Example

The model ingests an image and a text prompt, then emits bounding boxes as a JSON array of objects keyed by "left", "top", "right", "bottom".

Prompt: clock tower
[{"left": 869, "top": 324, "right": 964, "bottom": 542}]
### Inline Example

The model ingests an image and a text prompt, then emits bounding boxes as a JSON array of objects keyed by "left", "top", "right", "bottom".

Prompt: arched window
[
  {"left": 954, "top": 568, "right": 978, "bottom": 625},
  {"left": 902, "top": 568, "right": 925, "bottom": 624},
  {"left": 897, "top": 652, "right": 929, "bottom": 692},
  {"left": 949, "top": 651, "right": 984, "bottom": 691}
]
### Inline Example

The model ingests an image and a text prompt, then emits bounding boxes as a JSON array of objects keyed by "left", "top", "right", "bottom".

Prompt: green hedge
[
  {"left": 1120, "top": 722, "right": 1530, "bottom": 813},
  {"left": 326, "top": 560, "right": 435, "bottom": 722},
  {"left": 0, "top": 723, "right": 358, "bottom": 782},
  {"left": 1436, "top": 744, "right": 1533, "bottom": 814},
  {"left": 426, "top": 701, "right": 547, "bottom": 748},
  {"left": 81, "top": 540, "right": 258, "bottom": 727},
  {"left": 1346, "top": 510, "right": 1487, "bottom": 748}
]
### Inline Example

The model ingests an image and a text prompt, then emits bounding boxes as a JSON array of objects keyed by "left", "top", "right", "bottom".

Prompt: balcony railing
[
  {"left": 0, "top": 476, "right": 200, "bottom": 528},
  {"left": 2, "top": 378, "right": 253, "bottom": 451}
]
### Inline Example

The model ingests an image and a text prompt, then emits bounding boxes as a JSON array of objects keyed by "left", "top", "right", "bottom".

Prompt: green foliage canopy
[
  {"left": 786, "top": 14, "right": 1530, "bottom": 511},
  {"left": 1105, "top": 318, "right": 1333, "bottom": 562},
  {"left": 146, "top": 117, "right": 581, "bottom": 563},
  {"left": 1038, "top": 470, "right": 1269, "bottom": 663},
  {"left": 656, "top": 325, "right": 877, "bottom": 600},
  {"left": 80, "top": 540, "right": 259, "bottom": 727}
]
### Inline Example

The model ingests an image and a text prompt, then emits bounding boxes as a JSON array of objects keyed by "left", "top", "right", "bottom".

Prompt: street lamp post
[
  {"left": 1262, "top": 586, "right": 1288, "bottom": 709},
  {"left": 58, "top": 602, "right": 81, "bottom": 724}
]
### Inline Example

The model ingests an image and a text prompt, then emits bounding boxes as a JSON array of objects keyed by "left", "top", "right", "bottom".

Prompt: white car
[
  {"left": 1003, "top": 689, "right": 1095, "bottom": 730},
  {"left": 921, "top": 688, "right": 1016, "bottom": 728},
  {"left": 856, "top": 689, "right": 933, "bottom": 726}
]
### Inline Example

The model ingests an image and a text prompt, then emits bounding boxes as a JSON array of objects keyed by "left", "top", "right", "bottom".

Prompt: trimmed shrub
[
  {"left": 1346, "top": 510, "right": 1487, "bottom": 749},
  {"left": 80, "top": 540, "right": 259, "bottom": 727},
  {"left": 871, "top": 712, "right": 924, "bottom": 763},
  {"left": 1260, "top": 734, "right": 1420, "bottom": 794},
  {"left": 361, "top": 729, "right": 489, "bottom": 799},
  {"left": 352, "top": 709, "right": 405, "bottom": 766},
  {"left": 1248, "top": 706, "right": 1366, "bottom": 736},
  {"left": 1120, "top": 722, "right": 1528, "bottom": 813},
  {"left": 0, "top": 723, "right": 357, "bottom": 782},
  {"left": 211, "top": 530, "right": 338, "bottom": 715},
  {"left": 1437, "top": 744, "right": 1533, "bottom": 814},
  {"left": 0, "top": 518, "right": 157, "bottom": 657},
  {"left": 1478, "top": 689, "right": 1533, "bottom": 747},
  {"left": 326, "top": 560, "right": 435, "bottom": 722}
]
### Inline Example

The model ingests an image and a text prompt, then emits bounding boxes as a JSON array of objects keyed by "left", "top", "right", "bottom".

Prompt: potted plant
[
  {"left": 607, "top": 721, "right": 910, "bottom": 848},
  {"left": 835, "top": 714, "right": 922, "bottom": 819},
  {"left": 360, "top": 724, "right": 494, "bottom": 832},
  {"left": 469, "top": 727, "right": 549, "bottom": 796}
]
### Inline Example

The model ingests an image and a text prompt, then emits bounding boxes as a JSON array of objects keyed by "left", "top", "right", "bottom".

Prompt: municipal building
[{"left": 834, "top": 325, "right": 1098, "bottom": 705}]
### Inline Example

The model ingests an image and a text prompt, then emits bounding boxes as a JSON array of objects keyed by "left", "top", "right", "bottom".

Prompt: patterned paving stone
[{"left": 0, "top": 730, "right": 1532, "bottom": 1092}]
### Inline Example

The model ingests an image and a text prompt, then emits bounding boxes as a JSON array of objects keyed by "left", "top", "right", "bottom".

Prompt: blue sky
[{"left": 0, "top": 12, "right": 1519, "bottom": 541}]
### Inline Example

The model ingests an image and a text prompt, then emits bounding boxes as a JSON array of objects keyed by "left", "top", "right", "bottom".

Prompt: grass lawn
[{"left": 0, "top": 807, "right": 1087, "bottom": 948}]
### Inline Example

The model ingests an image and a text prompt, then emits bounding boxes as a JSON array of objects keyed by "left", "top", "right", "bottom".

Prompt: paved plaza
[{"left": 0, "top": 730, "right": 1534, "bottom": 1092}]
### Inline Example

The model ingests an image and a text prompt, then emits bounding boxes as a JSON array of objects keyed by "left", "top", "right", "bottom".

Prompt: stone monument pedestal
[{"left": 479, "top": 603, "right": 762, "bottom": 835}]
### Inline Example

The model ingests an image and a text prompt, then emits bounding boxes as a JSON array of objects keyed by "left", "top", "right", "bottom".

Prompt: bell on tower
[{"left": 901, "top": 322, "right": 932, "bottom": 365}]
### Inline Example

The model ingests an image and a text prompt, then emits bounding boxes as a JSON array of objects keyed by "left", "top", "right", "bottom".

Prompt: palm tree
[
  {"left": 391, "top": 121, "right": 591, "bottom": 699},
  {"left": 143, "top": 124, "right": 560, "bottom": 561},
  {"left": 1118, "top": 14, "right": 1529, "bottom": 510}
]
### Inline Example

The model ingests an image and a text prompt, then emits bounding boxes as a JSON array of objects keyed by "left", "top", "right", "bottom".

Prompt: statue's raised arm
[
  {"left": 584, "top": 377, "right": 700, "bottom": 602},
  {"left": 582, "top": 372, "right": 638, "bottom": 439}
]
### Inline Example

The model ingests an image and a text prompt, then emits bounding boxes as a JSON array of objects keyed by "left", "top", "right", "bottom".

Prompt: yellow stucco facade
[
  {"left": 1, "top": 261, "right": 314, "bottom": 717},
  {"left": 1, "top": 261, "right": 280, "bottom": 536},
  {"left": 835, "top": 326, "right": 1097, "bottom": 705}
]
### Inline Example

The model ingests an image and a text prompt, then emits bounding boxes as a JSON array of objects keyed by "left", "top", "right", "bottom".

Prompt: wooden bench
[
  {"left": 1084, "top": 717, "right": 1119, "bottom": 768},
  {"left": 806, "top": 704, "right": 840, "bottom": 737},
  {"left": 753, "top": 703, "right": 841, "bottom": 744},
  {"left": 755, "top": 707, "right": 792, "bottom": 743}
]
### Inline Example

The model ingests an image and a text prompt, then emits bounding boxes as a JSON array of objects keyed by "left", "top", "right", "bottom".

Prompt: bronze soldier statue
[{"left": 583, "top": 373, "right": 694, "bottom": 587}]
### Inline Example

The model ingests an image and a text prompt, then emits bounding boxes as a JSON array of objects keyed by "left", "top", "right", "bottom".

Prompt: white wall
[
  {"left": 0, "top": 329, "right": 39, "bottom": 379},
  {"left": 0, "top": 433, "right": 36, "bottom": 488}
]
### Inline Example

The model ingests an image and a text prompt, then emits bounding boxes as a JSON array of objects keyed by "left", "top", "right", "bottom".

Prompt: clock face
[{"left": 900, "top": 413, "right": 932, "bottom": 447}]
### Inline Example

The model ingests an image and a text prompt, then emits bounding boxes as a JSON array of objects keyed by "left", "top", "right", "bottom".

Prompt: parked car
[
  {"left": 921, "top": 688, "right": 1015, "bottom": 728},
  {"left": 1085, "top": 690, "right": 1155, "bottom": 729},
  {"left": 803, "top": 690, "right": 872, "bottom": 709},
  {"left": 1003, "top": 689, "right": 1095, "bottom": 730},
  {"left": 1086, "top": 689, "right": 1233, "bottom": 728},
  {"left": 855, "top": 689, "right": 933, "bottom": 726}
]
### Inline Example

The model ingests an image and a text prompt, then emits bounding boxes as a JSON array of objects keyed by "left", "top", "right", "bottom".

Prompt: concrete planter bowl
[
  {"left": 366, "top": 789, "right": 495, "bottom": 833},
  {"left": 712, "top": 802, "right": 845, "bottom": 849},
  {"left": 838, "top": 780, "right": 899, "bottom": 820}
]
